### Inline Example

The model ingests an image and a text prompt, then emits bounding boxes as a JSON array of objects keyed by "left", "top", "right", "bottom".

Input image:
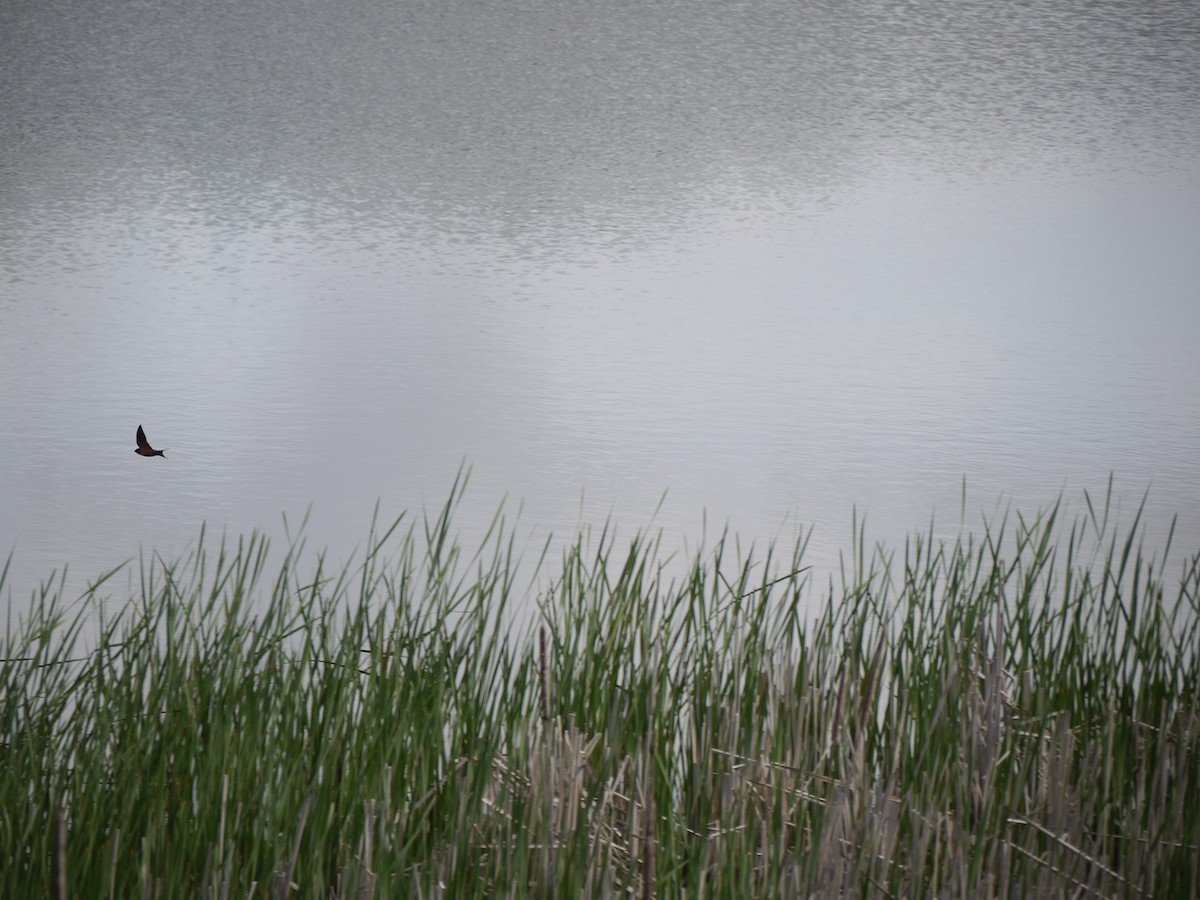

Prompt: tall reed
[{"left": 2, "top": 485, "right": 1198, "bottom": 897}]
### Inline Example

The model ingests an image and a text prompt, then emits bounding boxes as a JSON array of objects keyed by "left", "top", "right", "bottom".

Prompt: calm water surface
[{"left": 3, "top": 0, "right": 1200, "bottom": 611}]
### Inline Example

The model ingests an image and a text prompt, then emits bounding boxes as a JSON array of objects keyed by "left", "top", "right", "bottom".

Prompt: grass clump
[{"left": 2, "top": 484, "right": 1199, "bottom": 898}]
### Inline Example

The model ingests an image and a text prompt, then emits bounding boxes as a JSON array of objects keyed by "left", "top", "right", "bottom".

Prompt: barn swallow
[{"left": 135, "top": 425, "right": 166, "bottom": 458}]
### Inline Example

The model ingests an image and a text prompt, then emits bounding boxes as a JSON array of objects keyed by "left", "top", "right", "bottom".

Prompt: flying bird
[{"left": 135, "top": 425, "right": 166, "bottom": 458}]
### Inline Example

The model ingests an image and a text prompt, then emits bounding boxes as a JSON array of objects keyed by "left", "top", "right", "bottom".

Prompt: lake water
[{"left": 3, "top": 0, "right": 1200, "bottom": 613}]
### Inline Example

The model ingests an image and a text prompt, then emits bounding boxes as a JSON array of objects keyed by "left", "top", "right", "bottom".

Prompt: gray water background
[{"left": 3, "top": 0, "right": 1200, "bottom": 612}]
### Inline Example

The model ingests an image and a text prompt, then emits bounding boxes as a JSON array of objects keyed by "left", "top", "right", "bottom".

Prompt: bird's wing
[{"left": 137, "top": 425, "right": 151, "bottom": 450}]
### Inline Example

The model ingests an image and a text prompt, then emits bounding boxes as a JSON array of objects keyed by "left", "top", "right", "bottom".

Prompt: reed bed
[{"left": 2, "top": 485, "right": 1199, "bottom": 898}]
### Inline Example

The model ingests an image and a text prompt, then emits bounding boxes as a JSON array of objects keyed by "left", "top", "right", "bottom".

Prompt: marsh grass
[{"left": 3, "top": 483, "right": 1199, "bottom": 898}]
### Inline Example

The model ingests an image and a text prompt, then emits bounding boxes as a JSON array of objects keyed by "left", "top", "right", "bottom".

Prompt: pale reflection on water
[{"left": 2, "top": 0, "right": 1199, "bottom": 610}]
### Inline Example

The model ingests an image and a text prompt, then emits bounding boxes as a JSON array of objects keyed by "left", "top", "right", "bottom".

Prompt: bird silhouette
[{"left": 135, "top": 425, "right": 166, "bottom": 457}]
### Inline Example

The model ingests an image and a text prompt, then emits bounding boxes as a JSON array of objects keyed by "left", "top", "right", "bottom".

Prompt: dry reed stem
[{"left": 53, "top": 804, "right": 67, "bottom": 900}]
